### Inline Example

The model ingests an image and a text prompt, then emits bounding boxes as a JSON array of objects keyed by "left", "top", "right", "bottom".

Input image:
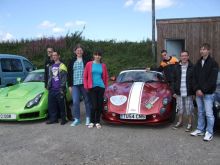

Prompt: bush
[{"left": 0, "top": 32, "right": 156, "bottom": 76}]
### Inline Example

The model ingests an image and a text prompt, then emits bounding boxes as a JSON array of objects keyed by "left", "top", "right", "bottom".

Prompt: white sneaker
[
  {"left": 190, "top": 129, "right": 205, "bottom": 136},
  {"left": 88, "top": 123, "right": 94, "bottom": 128},
  {"left": 203, "top": 132, "right": 213, "bottom": 141},
  {"left": 95, "top": 123, "right": 102, "bottom": 129}
]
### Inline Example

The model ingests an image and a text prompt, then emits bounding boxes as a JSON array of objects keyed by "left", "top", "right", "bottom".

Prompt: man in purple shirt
[{"left": 46, "top": 51, "right": 68, "bottom": 125}]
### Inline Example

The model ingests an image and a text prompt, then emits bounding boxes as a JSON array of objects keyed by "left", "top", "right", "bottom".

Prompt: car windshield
[
  {"left": 24, "top": 72, "right": 44, "bottom": 82},
  {"left": 217, "top": 71, "right": 220, "bottom": 85},
  {"left": 116, "top": 70, "right": 165, "bottom": 83}
]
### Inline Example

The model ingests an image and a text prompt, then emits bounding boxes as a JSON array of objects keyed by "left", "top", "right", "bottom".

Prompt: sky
[{"left": 0, "top": 0, "right": 220, "bottom": 42}]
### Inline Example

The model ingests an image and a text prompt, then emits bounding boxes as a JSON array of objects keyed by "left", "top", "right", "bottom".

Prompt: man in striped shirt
[{"left": 171, "top": 51, "right": 194, "bottom": 132}]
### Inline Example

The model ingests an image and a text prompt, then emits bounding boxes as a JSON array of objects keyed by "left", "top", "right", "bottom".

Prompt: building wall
[{"left": 156, "top": 17, "right": 220, "bottom": 65}]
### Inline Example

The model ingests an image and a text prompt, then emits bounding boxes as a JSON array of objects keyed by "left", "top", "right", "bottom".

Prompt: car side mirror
[
  {"left": 17, "top": 77, "right": 22, "bottom": 84},
  {"left": 26, "top": 67, "right": 32, "bottom": 72},
  {"left": 157, "top": 73, "right": 164, "bottom": 82},
  {"left": 110, "top": 76, "right": 116, "bottom": 81}
]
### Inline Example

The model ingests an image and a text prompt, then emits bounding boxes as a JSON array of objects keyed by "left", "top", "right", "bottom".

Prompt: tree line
[{"left": 0, "top": 32, "right": 155, "bottom": 76}]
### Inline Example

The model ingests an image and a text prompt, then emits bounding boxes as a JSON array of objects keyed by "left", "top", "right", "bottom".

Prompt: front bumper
[
  {"left": 102, "top": 112, "right": 170, "bottom": 125},
  {"left": 0, "top": 110, "right": 48, "bottom": 121}
]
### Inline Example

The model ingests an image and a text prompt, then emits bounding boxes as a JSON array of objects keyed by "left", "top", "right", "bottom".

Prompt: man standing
[
  {"left": 149, "top": 49, "right": 178, "bottom": 83},
  {"left": 158, "top": 50, "right": 179, "bottom": 71},
  {"left": 172, "top": 51, "right": 194, "bottom": 132},
  {"left": 191, "top": 43, "right": 219, "bottom": 141},
  {"left": 44, "top": 47, "right": 54, "bottom": 88},
  {"left": 46, "top": 51, "right": 68, "bottom": 125}
]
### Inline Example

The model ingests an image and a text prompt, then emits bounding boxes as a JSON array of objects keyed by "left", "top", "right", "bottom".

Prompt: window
[
  {"left": 23, "top": 60, "right": 34, "bottom": 72},
  {"left": 1, "top": 58, "right": 23, "bottom": 72},
  {"left": 165, "top": 39, "right": 185, "bottom": 58}
]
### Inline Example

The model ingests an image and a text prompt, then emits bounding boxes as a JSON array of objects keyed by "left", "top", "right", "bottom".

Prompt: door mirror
[
  {"left": 17, "top": 77, "right": 22, "bottom": 83},
  {"left": 110, "top": 76, "right": 116, "bottom": 81}
]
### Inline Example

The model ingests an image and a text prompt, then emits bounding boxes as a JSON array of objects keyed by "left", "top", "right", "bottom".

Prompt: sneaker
[
  {"left": 85, "top": 117, "right": 90, "bottom": 126},
  {"left": 70, "top": 119, "right": 80, "bottom": 126},
  {"left": 96, "top": 123, "right": 102, "bottom": 129},
  {"left": 190, "top": 129, "right": 205, "bottom": 136},
  {"left": 185, "top": 124, "right": 192, "bottom": 132},
  {"left": 88, "top": 123, "right": 94, "bottom": 128},
  {"left": 172, "top": 122, "right": 182, "bottom": 130},
  {"left": 203, "top": 132, "right": 213, "bottom": 141},
  {"left": 60, "top": 120, "right": 68, "bottom": 125},
  {"left": 46, "top": 120, "right": 58, "bottom": 124}
]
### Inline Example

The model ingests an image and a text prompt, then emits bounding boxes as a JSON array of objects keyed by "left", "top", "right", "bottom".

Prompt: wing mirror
[
  {"left": 17, "top": 77, "right": 22, "bottom": 84},
  {"left": 110, "top": 76, "right": 116, "bottom": 81},
  {"left": 157, "top": 73, "right": 165, "bottom": 82}
]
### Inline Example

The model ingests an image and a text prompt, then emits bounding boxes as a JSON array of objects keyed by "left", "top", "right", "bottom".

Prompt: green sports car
[{"left": 0, "top": 69, "right": 71, "bottom": 121}]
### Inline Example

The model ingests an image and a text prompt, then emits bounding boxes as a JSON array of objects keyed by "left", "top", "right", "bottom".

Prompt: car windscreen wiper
[
  {"left": 121, "top": 80, "right": 136, "bottom": 83},
  {"left": 144, "top": 80, "right": 158, "bottom": 83}
]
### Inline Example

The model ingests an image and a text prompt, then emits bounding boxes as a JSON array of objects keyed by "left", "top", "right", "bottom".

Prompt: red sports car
[{"left": 102, "top": 69, "right": 176, "bottom": 124}]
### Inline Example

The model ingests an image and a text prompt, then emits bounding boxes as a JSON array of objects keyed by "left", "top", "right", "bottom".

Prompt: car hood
[
  {"left": 0, "top": 82, "right": 45, "bottom": 99},
  {"left": 107, "top": 81, "right": 169, "bottom": 97},
  {"left": 105, "top": 82, "right": 171, "bottom": 114}
]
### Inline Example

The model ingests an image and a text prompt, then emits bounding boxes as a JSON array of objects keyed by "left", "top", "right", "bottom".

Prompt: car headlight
[
  {"left": 162, "top": 97, "right": 170, "bottom": 106},
  {"left": 160, "top": 107, "right": 166, "bottom": 114},
  {"left": 25, "top": 93, "right": 43, "bottom": 108},
  {"left": 214, "top": 101, "right": 220, "bottom": 109},
  {"left": 103, "top": 97, "right": 108, "bottom": 104},
  {"left": 110, "top": 95, "right": 127, "bottom": 106}
]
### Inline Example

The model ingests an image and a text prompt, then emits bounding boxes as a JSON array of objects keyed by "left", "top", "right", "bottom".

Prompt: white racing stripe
[{"left": 126, "top": 82, "right": 144, "bottom": 114}]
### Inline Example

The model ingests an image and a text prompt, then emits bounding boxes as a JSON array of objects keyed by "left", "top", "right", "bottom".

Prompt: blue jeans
[
  {"left": 72, "top": 85, "right": 91, "bottom": 120},
  {"left": 196, "top": 94, "right": 215, "bottom": 134}
]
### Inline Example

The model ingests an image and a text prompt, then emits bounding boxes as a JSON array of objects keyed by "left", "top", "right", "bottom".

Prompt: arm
[
  {"left": 47, "top": 66, "right": 52, "bottom": 90},
  {"left": 60, "top": 70, "right": 67, "bottom": 93},
  {"left": 150, "top": 65, "right": 163, "bottom": 72},
  {"left": 83, "top": 63, "right": 89, "bottom": 90},
  {"left": 44, "top": 59, "right": 49, "bottom": 88},
  {"left": 170, "top": 66, "right": 177, "bottom": 97},
  {"left": 103, "top": 64, "right": 109, "bottom": 88},
  {"left": 192, "top": 64, "right": 204, "bottom": 96},
  {"left": 67, "top": 60, "right": 73, "bottom": 87},
  {"left": 202, "top": 61, "right": 219, "bottom": 93},
  {"left": 59, "top": 63, "right": 68, "bottom": 93}
]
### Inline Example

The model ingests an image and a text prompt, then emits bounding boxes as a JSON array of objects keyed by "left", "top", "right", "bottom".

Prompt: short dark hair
[
  {"left": 180, "top": 50, "right": 189, "bottom": 55},
  {"left": 200, "top": 43, "right": 211, "bottom": 50},
  {"left": 161, "top": 49, "right": 167, "bottom": 54},
  {"left": 53, "top": 49, "right": 61, "bottom": 55}
]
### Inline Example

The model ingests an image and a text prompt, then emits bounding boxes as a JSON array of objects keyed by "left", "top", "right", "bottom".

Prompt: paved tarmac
[{"left": 0, "top": 106, "right": 220, "bottom": 165}]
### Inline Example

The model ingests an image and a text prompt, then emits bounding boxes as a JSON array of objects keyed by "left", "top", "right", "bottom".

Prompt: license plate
[
  {"left": 0, "top": 114, "right": 16, "bottom": 119},
  {"left": 120, "top": 114, "right": 146, "bottom": 120}
]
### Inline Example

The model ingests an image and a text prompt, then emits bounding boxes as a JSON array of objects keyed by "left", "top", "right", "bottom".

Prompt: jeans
[
  {"left": 72, "top": 85, "right": 91, "bottom": 119},
  {"left": 196, "top": 94, "right": 215, "bottom": 134},
  {"left": 48, "top": 90, "right": 66, "bottom": 122},
  {"left": 89, "top": 87, "right": 105, "bottom": 123}
]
